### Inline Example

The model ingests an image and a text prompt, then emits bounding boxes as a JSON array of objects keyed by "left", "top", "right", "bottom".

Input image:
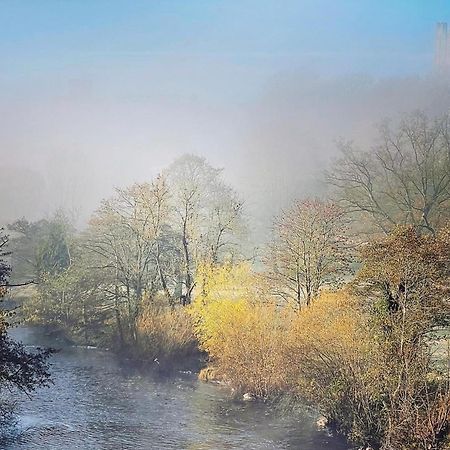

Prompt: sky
[
  {"left": 2, "top": 1, "right": 449, "bottom": 78},
  {"left": 1, "top": 1, "right": 450, "bottom": 234}
]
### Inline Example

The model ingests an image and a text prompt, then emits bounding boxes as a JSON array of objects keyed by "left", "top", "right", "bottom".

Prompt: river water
[{"left": 3, "top": 327, "right": 349, "bottom": 450}]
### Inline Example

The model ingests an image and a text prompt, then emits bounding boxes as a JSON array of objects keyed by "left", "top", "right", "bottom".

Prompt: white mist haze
[
  {"left": 3, "top": 72, "right": 449, "bottom": 238},
  {"left": 1, "top": 1, "right": 449, "bottom": 242}
]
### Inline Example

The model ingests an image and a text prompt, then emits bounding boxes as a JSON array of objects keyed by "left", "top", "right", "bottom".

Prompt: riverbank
[
  {"left": 4, "top": 326, "right": 350, "bottom": 450},
  {"left": 14, "top": 320, "right": 206, "bottom": 376}
]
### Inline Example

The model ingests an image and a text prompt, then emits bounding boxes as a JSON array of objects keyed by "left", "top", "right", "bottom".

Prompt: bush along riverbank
[{"left": 189, "top": 228, "right": 450, "bottom": 450}]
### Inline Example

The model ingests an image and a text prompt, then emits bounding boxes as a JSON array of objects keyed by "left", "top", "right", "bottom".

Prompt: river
[{"left": 3, "top": 327, "right": 349, "bottom": 450}]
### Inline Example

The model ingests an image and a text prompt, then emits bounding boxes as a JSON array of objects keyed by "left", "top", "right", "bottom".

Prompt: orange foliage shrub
[
  {"left": 191, "top": 253, "right": 450, "bottom": 449},
  {"left": 286, "top": 291, "right": 383, "bottom": 443},
  {"left": 191, "top": 262, "right": 293, "bottom": 398}
]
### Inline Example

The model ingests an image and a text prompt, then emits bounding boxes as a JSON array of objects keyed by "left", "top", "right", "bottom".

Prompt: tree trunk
[
  {"left": 114, "top": 284, "right": 125, "bottom": 348},
  {"left": 182, "top": 219, "right": 193, "bottom": 305},
  {"left": 155, "top": 244, "right": 172, "bottom": 307}
]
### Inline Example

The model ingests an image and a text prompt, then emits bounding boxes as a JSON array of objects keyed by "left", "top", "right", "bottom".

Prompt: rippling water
[{"left": 4, "top": 327, "right": 349, "bottom": 449}]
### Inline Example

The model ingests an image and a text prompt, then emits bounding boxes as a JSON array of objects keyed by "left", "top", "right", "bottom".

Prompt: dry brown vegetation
[
  {"left": 191, "top": 225, "right": 450, "bottom": 450},
  {"left": 135, "top": 302, "right": 197, "bottom": 361}
]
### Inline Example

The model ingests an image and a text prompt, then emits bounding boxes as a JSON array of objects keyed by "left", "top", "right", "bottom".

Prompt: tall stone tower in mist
[{"left": 435, "top": 22, "right": 450, "bottom": 72}]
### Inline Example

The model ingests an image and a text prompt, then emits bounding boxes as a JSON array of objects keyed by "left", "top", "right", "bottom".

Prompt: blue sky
[{"left": 2, "top": 0, "right": 450, "bottom": 82}]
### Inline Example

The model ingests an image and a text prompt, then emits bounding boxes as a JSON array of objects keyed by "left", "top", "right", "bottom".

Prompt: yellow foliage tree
[{"left": 190, "top": 262, "right": 291, "bottom": 398}]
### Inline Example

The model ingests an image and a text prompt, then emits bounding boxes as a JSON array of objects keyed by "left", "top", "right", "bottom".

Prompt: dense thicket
[
  {"left": 13, "top": 155, "right": 245, "bottom": 356},
  {"left": 191, "top": 226, "right": 450, "bottom": 449}
]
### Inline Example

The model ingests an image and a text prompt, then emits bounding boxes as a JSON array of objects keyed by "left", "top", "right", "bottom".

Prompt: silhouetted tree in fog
[{"left": 327, "top": 112, "right": 450, "bottom": 234}]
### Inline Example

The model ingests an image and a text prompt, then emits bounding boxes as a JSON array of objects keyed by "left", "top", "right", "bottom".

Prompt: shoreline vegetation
[
  {"left": 0, "top": 237, "right": 53, "bottom": 439},
  {"left": 3, "top": 111, "right": 450, "bottom": 449}
]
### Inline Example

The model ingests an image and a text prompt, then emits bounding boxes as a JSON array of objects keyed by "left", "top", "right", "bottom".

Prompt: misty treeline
[{"left": 7, "top": 111, "right": 450, "bottom": 450}]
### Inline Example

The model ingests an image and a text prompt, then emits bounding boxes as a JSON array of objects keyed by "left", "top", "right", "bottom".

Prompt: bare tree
[
  {"left": 205, "top": 182, "right": 244, "bottom": 265},
  {"left": 165, "top": 154, "right": 245, "bottom": 304},
  {"left": 84, "top": 183, "right": 161, "bottom": 341},
  {"left": 264, "top": 199, "right": 352, "bottom": 310},
  {"left": 139, "top": 175, "right": 179, "bottom": 306},
  {"left": 327, "top": 112, "right": 450, "bottom": 234}
]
